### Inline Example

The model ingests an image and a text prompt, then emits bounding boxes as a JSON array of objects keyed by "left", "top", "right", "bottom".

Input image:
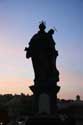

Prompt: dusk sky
[{"left": 0, "top": 0, "right": 82, "bottom": 100}]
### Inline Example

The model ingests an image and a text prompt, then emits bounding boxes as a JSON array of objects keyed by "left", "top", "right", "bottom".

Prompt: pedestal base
[
  {"left": 26, "top": 114, "right": 76, "bottom": 125},
  {"left": 29, "top": 85, "right": 60, "bottom": 114}
]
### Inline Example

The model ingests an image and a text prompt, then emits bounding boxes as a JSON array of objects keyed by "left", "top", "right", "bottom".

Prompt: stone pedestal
[
  {"left": 29, "top": 84, "right": 60, "bottom": 115},
  {"left": 26, "top": 114, "right": 76, "bottom": 125}
]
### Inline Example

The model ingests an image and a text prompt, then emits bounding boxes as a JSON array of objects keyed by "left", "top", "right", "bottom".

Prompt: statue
[{"left": 25, "top": 22, "right": 60, "bottom": 114}]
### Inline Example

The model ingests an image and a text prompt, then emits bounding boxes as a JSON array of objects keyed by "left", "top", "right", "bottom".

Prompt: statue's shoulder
[
  {"left": 33, "top": 33, "right": 39, "bottom": 38},
  {"left": 29, "top": 33, "right": 38, "bottom": 45}
]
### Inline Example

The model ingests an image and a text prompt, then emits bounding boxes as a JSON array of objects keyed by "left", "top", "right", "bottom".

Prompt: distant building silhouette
[{"left": 76, "top": 95, "right": 80, "bottom": 101}]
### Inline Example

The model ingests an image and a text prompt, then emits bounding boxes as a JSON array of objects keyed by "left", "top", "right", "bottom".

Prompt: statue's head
[{"left": 39, "top": 21, "right": 46, "bottom": 31}]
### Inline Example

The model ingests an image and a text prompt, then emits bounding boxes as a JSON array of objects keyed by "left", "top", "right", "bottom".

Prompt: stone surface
[{"left": 26, "top": 114, "right": 76, "bottom": 125}]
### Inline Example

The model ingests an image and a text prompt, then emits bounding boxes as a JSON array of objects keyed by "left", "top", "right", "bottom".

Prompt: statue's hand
[
  {"left": 24, "top": 47, "right": 32, "bottom": 58},
  {"left": 24, "top": 47, "right": 28, "bottom": 51}
]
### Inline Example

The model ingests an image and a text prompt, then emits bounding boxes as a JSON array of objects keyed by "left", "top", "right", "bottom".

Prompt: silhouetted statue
[{"left": 25, "top": 22, "right": 60, "bottom": 114}]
